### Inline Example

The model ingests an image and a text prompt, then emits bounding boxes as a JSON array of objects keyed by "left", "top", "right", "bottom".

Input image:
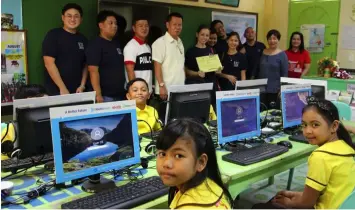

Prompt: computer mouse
[{"left": 277, "top": 140, "right": 293, "bottom": 149}]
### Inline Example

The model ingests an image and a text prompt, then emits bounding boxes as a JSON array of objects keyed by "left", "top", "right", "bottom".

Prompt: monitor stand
[{"left": 82, "top": 174, "right": 116, "bottom": 193}]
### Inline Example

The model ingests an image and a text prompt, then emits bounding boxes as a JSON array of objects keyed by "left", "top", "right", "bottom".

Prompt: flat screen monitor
[
  {"left": 216, "top": 89, "right": 261, "bottom": 144},
  {"left": 50, "top": 100, "right": 140, "bottom": 187},
  {"left": 13, "top": 92, "right": 96, "bottom": 159},
  {"left": 165, "top": 83, "right": 213, "bottom": 125},
  {"left": 281, "top": 84, "right": 312, "bottom": 129},
  {"left": 235, "top": 79, "right": 268, "bottom": 110},
  {"left": 281, "top": 77, "right": 326, "bottom": 100}
]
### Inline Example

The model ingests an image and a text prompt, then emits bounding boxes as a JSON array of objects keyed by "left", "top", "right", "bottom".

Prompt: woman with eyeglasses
[
  {"left": 285, "top": 32, "right": 311, "bottom": 78},
  {"left": 216, "top": 32, "right": 247, "bottom": 91},
  {"left": 42, "top": 3, "right": 88, "bottom": 96}
]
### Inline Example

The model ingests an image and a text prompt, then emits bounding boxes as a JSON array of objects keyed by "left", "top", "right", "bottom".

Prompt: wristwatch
[{"left": 159, "top": 82, "right": 165, "bottom": 87}]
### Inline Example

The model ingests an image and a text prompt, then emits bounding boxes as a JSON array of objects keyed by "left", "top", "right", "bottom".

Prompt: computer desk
[{"left": 2, "top": 121, "right": 354, "bottom": 209}]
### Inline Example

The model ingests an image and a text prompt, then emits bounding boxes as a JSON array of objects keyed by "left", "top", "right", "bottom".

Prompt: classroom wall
[
  {"left": 148, "top": 0, "right": 267, "bottom": 43},
  {"left": 336, "top": 0, "right": 355, "bottom": 69}
]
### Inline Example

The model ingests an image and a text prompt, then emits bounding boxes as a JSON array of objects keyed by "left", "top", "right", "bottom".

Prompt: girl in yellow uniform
[
  {"left": 156, "top": 118, "right": 232, "bottom": 209},
  {"left": 267, "top": 97, "right": 355, "bottom": 209}
]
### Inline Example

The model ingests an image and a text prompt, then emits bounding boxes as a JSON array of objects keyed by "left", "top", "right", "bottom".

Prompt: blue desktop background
[
  {"left": 221, "top": 98, "right": 257, "bottom": 137},
  {"left": 285, "top": 91, "right": 309, "bottom": 122}
]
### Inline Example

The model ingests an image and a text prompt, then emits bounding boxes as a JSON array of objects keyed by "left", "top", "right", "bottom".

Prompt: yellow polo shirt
[
  {"left": 305, "top": 140, "right": 355, "bottom": 209},
  {"left": 136, "top": 105, "right": 162, "bottom": 135},
  {"left": 1, "top": 123, "right": 16, "bottom": 160},
  {"left": 170, "top": 178, "right": 231, "bottom": 209}
]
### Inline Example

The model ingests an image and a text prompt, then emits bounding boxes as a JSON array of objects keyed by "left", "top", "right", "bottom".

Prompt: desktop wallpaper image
[
  {"left": 59, "top": 114, "right": 134, "bottom": 173},
  {"left": 221, "top": 98, "right": 257, "bottom": 137},
  {"left": 285, "top": 91, "right": 309, "bottom": 122}
]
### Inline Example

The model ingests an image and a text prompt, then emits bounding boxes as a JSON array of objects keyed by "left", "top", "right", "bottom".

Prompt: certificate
[{"left": 196, "top": 54, "right": 222, "bottom": 72}]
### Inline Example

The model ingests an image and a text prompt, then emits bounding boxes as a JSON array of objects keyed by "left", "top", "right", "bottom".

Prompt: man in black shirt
[
  {"left": 86, "top": 10, "right": 125, "bottom": 103},
  {"left": 243, "top": 27, "right": 266, "bottom": 79},
  {"left": 210, "top": 20, "right": 228, "bottom": 55},
  {"left": 42, "top": 3, "right": 88, "bottom": 96}
]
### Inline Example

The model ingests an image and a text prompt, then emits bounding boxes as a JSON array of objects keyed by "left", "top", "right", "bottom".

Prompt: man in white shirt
[
  {"left": 124, "top": 16, "right": 153, "bottom": 93},
  {"left": 152, "top": 12, "right": 185, "bottom": 121}
]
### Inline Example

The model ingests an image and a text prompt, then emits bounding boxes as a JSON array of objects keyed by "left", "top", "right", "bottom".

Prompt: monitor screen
[
  {"left": 16, "top": 100, "right": 94, "bottom": 159},
  {"left": 50, "top": 101, "right": 140, "bottom": 184},
  {"left": 311, "top": 85, "right": 325, "bottom": 100},
  {"left": 166, "top": 83, "right": 213, "bottom": 125},
  {"left": 216, "top": 89, "right": 260, "bottom": 144},
  {"left": 281, "top": 85, "right": 312, "bottom": 129}
]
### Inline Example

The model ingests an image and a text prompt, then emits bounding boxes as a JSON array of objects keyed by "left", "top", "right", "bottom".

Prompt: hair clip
[{"left": 306, "top": 96, "right": 334, "bottom": 118}]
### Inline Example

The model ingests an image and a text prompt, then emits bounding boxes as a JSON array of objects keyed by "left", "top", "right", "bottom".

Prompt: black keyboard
[
  {"left": 140, "top": 131, "right": 161, "bottom": 139},
  {"left": 223, "top": 143, "right": 249, "bottom": 152},
  {"left": 222, "top": 143, "right": 289, "bottom": 166},
  {"left": 289, "top": 133, "right": 309, "bottom": 144},
  {"left": 61, "top": 176, "right": 168, "bottom": 209},
  {"left": 1, "top": 153, "right": 53, "bottom": 172}
]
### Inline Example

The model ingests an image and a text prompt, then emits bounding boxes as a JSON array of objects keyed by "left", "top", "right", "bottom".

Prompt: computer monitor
[
  {"left": 235, "top": 79, "right": 268, "bottom": 110},
  {"left": 281, "top": 84, "right": 312, "bottom": 129},
  {"left": 216, "top": 89, "right": 261, "bottom": 144},
  {"left": 50, "top": 100, "right": 140, "bottom": 192},
  {"left": 281, "top": 77, "right": 326, "bottom": 100},
  {"left": 165, "top": 83, "right": 213, "bottom": 125},
  {"left": 13, "top": 92, "right": 96, "bottom": 159}
]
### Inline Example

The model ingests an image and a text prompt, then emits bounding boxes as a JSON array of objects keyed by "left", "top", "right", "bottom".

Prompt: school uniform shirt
[
  {"left": 124, "top": 36, "right": 153, "bottom": 92},
  {"left": 42, "top": 28, "right": 87, "bottom": 95},
  {"left": 1, "top": 123, "right": 16, "bottom": 160},
  {"left": 170, "top": 178, "right": 231, "bottom": 209},
  {"left": 152, "top": 32, "right": 185, "bottom": 95},
  {"left": 243, "top": 41, "right": 266, "bottom": 79},
  {"left": 219, "top": 52, "right": 248, "bottom": 90},
  {"left": 136, "top": 105, "right": 161, "bottom": 135},
  {"left": 305, "top": 140, "right": 355, "bottom": 209},
  {"left": 285, "top": 49, "right": 311, "bottom": 78},
  {"left": 185, "top": 46, "right": 217, "bottom": 85},
  {"left": 86, "top": 36, "right": 125, "bottom": 98},
  {"left": 258, "top": 52, "right": 288, "bottom": 93}
]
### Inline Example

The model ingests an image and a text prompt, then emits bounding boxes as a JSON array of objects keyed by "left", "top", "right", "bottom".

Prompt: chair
[
  {"left": 339, "top": 190, "right": 355, "bottom": 209},
  {"left": 332, "top": 101, "right": 352, "bottom": 121}
]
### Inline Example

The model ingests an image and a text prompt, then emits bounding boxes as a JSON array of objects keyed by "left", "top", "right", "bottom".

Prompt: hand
[
  {"left": 76, "top": 86, "right": 85, "bottom": 93},
  {"left": 226, "top": 75, "right": 237, "bottom": 85},
  {"left": 345, "top": 125, "right": 355, "bottom": 134},
  {"left": 272, "top": 195, "right": 292, "bottom": 208},
  {"left": 159, "top": 85, "right": 168, "bottom": 101},
  {"left": 60, "top": 87, "right": 70, "bottom": 95},
  {"left": 96, "top": 95, "right": 104, "bottom": 103},
  {"left": 197, "top": 71, "right": 205, "bottom": 78}
]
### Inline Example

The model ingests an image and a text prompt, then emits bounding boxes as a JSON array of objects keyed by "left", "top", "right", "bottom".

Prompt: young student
[
  {"left": 216, "top": 32, "right": 247, "bottom": 90},
  {"left": 126, "top": 78, "right": 161, "bottom": 135},
  {"left": 207, "top": 28, "right": 218, "bottom": 49},
  {"left": 255, "top": 97, "right": 355, "bottom": 209},
  {"left": 86, "top": 10, "right": 125, "bottom": 103},
  {"left": 285, "top": 32, "right": 311, "bottom": 78},
  {"left": 124, "top": 16, "right": 153, "bottom": 93},
  {"left": 2, "top": 84, "right": 48, "bottom": 160},
  {"left": 42, "top": 3, "right": 88, "bottom": 96},
  {"left": 156, "top": 118, "right": 232, "bottom": 209}
]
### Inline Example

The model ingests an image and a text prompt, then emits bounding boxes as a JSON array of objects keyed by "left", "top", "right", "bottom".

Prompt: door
[{"left": 288, "top": 0, "right": 340, "bottom": 75}]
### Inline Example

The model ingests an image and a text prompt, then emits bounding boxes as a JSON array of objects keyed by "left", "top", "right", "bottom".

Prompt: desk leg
[
  {"left": 287, "top": 168, "right": 294, "bottom": 190},
  {"left": 268, "top": 176, "right": 274, "bottom": 185}
]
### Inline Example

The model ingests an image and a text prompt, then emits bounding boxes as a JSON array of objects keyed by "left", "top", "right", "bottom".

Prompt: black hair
[
  {"left": 266, "top": 29, "right": 281, "bottom": 40},
  {"left": 302, "top": 99, "right": 355, "bottom": 150},
  {"left": 132, "top": 16, "right": 149, "bottom": 26},
  {"left": 116, "top": 14, "right": 127, "bottom": 33},
  {"left": 227, "top": 31, "right": 243, "bottom": 51},
  {"left": 210, "top": 27, "right": 217, "bottom": 35},
  {"left": 244, "top": 27, "right": 254, "bottom": 36},
  {"left": 14, "top": 84, "right": 48, "bottom": 99},
  {"left": 196, "top": 24, "right": 210, "bottom": 34},
  {"left": 288, "top": 31, "right": 305, "bottom": 52},
  {"left": 97, "top": 10, "right": 118, "bottom": 27},
  {"left": 157, "top": 118, "right": 233, "bottom": 207},
  {"left": 126, "top": 78, "right": 149, "bottom": 92},
  {"left": 166, "top": 12, "right": 183, "bottom": 22},
  {"left": 210, "top": 20, "right": 223, "bottom": 30},
  {"left": 62, "top": 3, "right": 83, "bottom": 17}
]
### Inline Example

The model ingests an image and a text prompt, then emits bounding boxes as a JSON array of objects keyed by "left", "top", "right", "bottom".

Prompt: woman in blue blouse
[{"left": 258, "top": 29, "right": 288, "bottom": 109}]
